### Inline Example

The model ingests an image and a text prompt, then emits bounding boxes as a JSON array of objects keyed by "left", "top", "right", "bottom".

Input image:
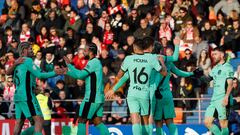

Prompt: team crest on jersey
[{"left": 218, "top": 70, "right": 222, "bottom": 75}]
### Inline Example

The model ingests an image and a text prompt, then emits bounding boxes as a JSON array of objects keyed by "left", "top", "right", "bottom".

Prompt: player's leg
[
  {"left": 217, "top": 103, "right": 229, "bottom": 135},
  {"left": 31, "top": 97, "right": 44, "bottom": 135},
  {"left": 155, "top": 120, "right": 164, "bottom": 135},
  {"left": 140, "top": 98, "right": 150, "bottom": 135},
  {"left": 32, "top": 116, "right": 44, "bottom": 134},
  {"left": 21, "top": 118, "right": 35, "bottom": 135},
  {"left": 165, "top": 118, "right": 178, "bottom": 135},
  {"left": 204, "top": 104, "right": 221, "bottom": 135},
  {"left": 149, "top": 91, "right": 156, "bottom": 135},
  {"left": 154, "top": 99, "right": 164, "bottom": 135},
  {"left": 127, "top": 97, "right": 142, "bottom": 135},
  {"left": 141, "top": 115, "right": 149, "bottom": 135},
  {"left": 92, "top": 103, "right": 109, "bottom": 135},
  {"left": 77, "top": 101, "right": 90, "bottom": 135},
  {"left": 14, "top": 102, "right": 26, "bottom": 135}
]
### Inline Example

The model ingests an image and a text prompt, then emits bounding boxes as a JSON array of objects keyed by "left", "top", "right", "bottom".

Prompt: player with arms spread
[
  {"left": 204, "top": 47, "right": 234, "bottom": 135},
  {"left": 6, "top": 42, "right": 63, "bottom": 135},
  {"left": 106, "top": 39, "right": 165, "bottom": 135},
  {"left": 64, "top": 44, "right": 110, "bottom": 135}
]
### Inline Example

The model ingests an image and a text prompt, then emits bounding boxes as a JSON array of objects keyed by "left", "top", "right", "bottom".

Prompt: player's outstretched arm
[
  {"left": 171, "top": 63, "right": 194, "bottom": 77},
  {"left": 106, "top": 73, "right": 129, "bottom": 99},
  {"left": 6, "top": 57, "right": 25, "bottom": 75},
  {"left": 223, "top": 78, "right": 233, "bottom": 106}
]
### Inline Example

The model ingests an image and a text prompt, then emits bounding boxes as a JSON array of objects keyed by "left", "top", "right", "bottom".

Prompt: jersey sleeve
[
  {"left": 113, "top": 73, "right": 129, "bottom": 92},
  {"left": 67, "top": 64, "right": 89, "bottom": 79},
  {"left": 151, "top": 56, "right": 161, "bottom": 72},
  {"left": 25, "top": 58, "right": 56, "bottom": 79},
  {"left": 164, "top": 45, "right": 179, "bottom": 62},
  {"left": 121, "top": 57, "right": 129, "bottom": 72},
  {"left": 226, "top": 65, "right": 234, "bottom": 79},
  {"left": 170, "top": 63, "right": 193, "bottom": 77}
]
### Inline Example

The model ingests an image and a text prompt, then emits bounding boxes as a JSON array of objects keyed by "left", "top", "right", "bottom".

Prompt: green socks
[
  {"left": 33, "top": 132, "right": 42, "bottom": 135},
  {"left": 96, "top": 123, "right": 110, "bottom": 135},
  {"left": 148, "top": 124, "right": 153, "bottom": 135},
  {"left": 209, "top": 124, "right": 221, "bottom": 135},
  {"left": 156, "top": 127, "right": 164, "bottom": 135},
  {"left": 77, "top": 123, "right": 86, "bottom": 135},
  {"left": 221, "top": 127, "right": 229, "bottom": 135},
  {"left": 167, "top": 123, "right": 178, "bottom": 135},
  {"left": 132, "top": 124, "right": 142, "bottom": 135},
  {"left": 20, "top": 126, "right": 35, "bottom": 135},
  {"left": 142, "top": 125, "right": 149, "bottom": 135}
]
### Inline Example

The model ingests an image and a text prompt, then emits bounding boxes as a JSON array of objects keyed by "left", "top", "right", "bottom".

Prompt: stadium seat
[{"left": 174, "top": 107, "right": 183, "bottom": 124}]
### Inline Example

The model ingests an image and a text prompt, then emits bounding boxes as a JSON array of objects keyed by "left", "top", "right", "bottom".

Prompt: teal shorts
[
  {"left": 79, "top": 101, "right": 103, "bottom": 120},
  {"left": 127, "top": 96, "right": 150, "bottom": 116},
  {"left": 154, "top": 90, "right": 175, "bottom": 120},
  {"left": 15, "top": 96, "right": 42, "bottom": 119},
  {"left": 205, "top": 100, "right": 228, "bottom": 120},
  {"left": 150, "top": 89, "right": 156, "bottom": 116}
]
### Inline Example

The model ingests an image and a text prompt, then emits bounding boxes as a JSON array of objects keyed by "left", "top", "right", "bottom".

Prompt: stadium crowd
[{"left": 0, "top": 0, "right": 239, "bottom": 125}]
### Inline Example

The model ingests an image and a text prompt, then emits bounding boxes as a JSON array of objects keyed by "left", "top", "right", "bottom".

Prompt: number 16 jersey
[{"left": 121, "top": 54, "right": 161, "bottom": 99}]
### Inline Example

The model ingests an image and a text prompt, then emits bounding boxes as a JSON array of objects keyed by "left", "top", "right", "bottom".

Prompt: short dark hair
[
  {"left": 143, "top": 37, "right": 154, "bottom": 50},
  {"left": 133, "top": 39, "right": 144, "bottom": 50},
  {"left": 213, "top": 46, "right": 225, "bottom": 53}
]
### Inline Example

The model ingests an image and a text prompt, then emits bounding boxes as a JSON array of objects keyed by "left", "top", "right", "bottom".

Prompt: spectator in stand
[
  {"left": 134, "top": 18, "right": 152, "bottom": 39},
  {"left": 234, "top": 65, "right": 240, "bottom": 81},
  {"left": 180, "top": 20, "right": 199, "bottom": 45},
  {"left": 99, "top": 49, "right": 113, "bottom": 70},
  {"left": 71, "top": 80, "right": 85, "bottom": 99},
  {"left": 52, "top": 101, "right": 68, "bottom": 118},
  {"left": 177, "top": 49, "right": 197, "bottom": 70},
  {"left": 64, "top": 9, "right": 82, "bottom": 32},
  {"left": 159, "top": 37, "right": 173, "bottom": 55},
  {"left": 232, "top": 78, "right": 240, "bottom": 97},
  {"left": 36, "top": 26, "right": 49, "bottom": 48},
  {"left": 111, "top": 50, "right": 125, "bottom": 74},
  {"left": 197, "top": 49, "right": 212, "bottom": 76},
  {"left": 174, "top": 7, "right": 192, "bottom": 32},
  {"left": 4, "top": 52, "right": 15, "bottom": 71},
  {"left": 192, "top": 36, "right": 209, "bottom": 59},
  {"left": 103, "top": 22, "right": 114, "bottom": 47},
  {"left": 137, "top": 0, "right": 153, "bottom": 18},
  {"left": 0, "top": 74, "right": 6, "bottom": 95},
  {"left": 111, "top": 92, "right": 128, "bottom": 124},
  {"left": 49, "top": 27, "right": 59, "bottom": 45},
  {"left": 75, "top": 0, "right": 89, "bottom": 20},
  {"left": 98, "top": 10, "right": 109, "bottom": 30},
  {"left": 118, "top": 22, "right": 132, "bottom": 48},
  {"left": 107, "top": 0, "right": 124, "bottom": 17},
  {"left": 2, "top": 26, "right": 17, "bottom": 46},
  {"left": 55, "top": 36, "right": 71, "bottom": 65},
  {"left": 82, "top": 23, "right": 99, "bottom": 43},
  {"left": 2, "top": 9, "right": 21, "bottom": 34},
  {"left": 214, "top": 0, "right": 240, "bottom": 16},
  {"left": 201, "top": 21, "right": 217, "bottom": 44},
  {"left": 122, "top": 35, "right": 134, "bottom": 55},
  {"left": 109, "top": 40, "right": 120, "bottom": 59},
  {"left": 52, "top": 80, "right": 69, "bottom": 99},
  {"left": 65, "top": 27, "right": 79, "bottom": 50},
  {"left": 0, "top": 95, "right": 9, "bottom": 119},
  {"left": 45, "top": 10, "right": 63, "bottom": 30},
  {"left": 27, "top": 10, "right": 44, "bottom": 35},
  {"left": 6, "top": 38, "right": 19, "bottom": 58},
  {"left": 128, "top": 9, "right": 140, "bottom": 32},
  {"left": 0, "top": 40, "right": 6, "bottom": 60},
  {"left": 40, "top": 52, "right": 56, "bottom": 72},
  {"left": 19, "top": 23, "right": 34, "bottom": 43},
  {"left": 58, "top": 90, "right": 73, "bottom": 113},
  {"left": 158, "top": 19, "right": 172, "bottom": 41},
  {"left": 34, "top": 51, "right": 43, "bottom": 68},
  {"left": 3, "top": 76, "right": 15, "bottom": 101},
  {"left": 72, "top": 48, "right": 88, "bottom": 70}
]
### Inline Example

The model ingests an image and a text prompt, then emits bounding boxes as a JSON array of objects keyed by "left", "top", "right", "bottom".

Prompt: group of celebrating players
[{"left": 8, "top": 35, "right": 234, "bottom": 135}]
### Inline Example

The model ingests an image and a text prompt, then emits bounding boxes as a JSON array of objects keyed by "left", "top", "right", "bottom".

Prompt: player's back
[
  {"left": 83, "top": 58, "right": 104, "bottom": 103},
  {"left": 13, "top": 57, "right": 35, "bottom": 102},
  {"left": 121, "top": 54, "right": 161, "bottom": 99}
]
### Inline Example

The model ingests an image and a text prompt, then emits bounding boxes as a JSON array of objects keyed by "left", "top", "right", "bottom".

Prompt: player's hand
[
  {"left": 222, "top": 96, "right": 229, "bottom": 106},
  {"left": 173, "top": 37, "right": 181, "bottom": 46},
  {"left": 63, "top": 56, "right": 71, "bottom": 64},
  {"left": 14, "top": 57, "right": 25, "bottom": 66},
  {"left": 236, "top": 97, "right": 240, "bottom": 103},
  {"left": 105, "top": 90, "right": 115, "bottom": 99}
]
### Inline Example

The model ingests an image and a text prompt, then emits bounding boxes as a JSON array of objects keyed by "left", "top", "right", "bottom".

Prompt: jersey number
[{"left": 133, "top": 67, "right": 148, "bottom": 84}]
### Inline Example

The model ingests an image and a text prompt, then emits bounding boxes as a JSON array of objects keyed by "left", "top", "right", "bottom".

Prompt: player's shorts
[
  {"left": 79, "top": 101, "right": 103, "bottom": 119},
  {"left": 154, "top": 90, "right": 176, "bottom": 120},
  {"left": 127, "top": 96, "right": 150, "bottom": 116},
  {"left": 15, "top": 97, "right": 42, "bottom": 119},
  {"left": 205, "top": 100, "right": 228, "bottom": 120}
]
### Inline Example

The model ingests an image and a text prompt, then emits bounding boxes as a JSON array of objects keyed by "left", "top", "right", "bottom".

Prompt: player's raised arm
[
  {"left": 6, "top": 57, "right": 25, "bottom": 75},
  {"left": 63, "top": 56, "right": 90, "bottom": 79},
  {"left": 162, "top": 37, "right": 180, "bottom": 63},
  {"left": 158, "top": 56, "right": 167, "bottom": 76}
]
